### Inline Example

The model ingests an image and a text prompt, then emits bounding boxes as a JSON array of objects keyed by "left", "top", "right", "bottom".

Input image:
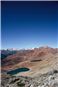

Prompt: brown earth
[{"left": 1, "top": 46, "right": 58, "bottom": 77}]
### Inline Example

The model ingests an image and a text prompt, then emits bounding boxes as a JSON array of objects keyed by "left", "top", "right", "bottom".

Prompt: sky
[{"left": 1, "top": 1, "right": 58, "bottom": 49}]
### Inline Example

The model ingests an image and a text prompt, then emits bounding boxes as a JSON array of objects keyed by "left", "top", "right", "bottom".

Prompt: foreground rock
[{"left": 1, "top": 70, "right": 58, "bottom": 87}]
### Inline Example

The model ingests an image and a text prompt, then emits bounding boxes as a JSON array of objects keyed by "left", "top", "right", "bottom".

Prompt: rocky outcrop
[{"left": 1, "top": 70, "right": 58, "bottom": 87}]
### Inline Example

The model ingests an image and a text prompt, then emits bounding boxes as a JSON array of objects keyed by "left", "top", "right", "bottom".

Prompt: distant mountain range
[
  {"left": 1, "top": 46, "right": 58, "bottom": 72},
  {"left": 1, "top": 50, "right": 17, "bottom": 60}
]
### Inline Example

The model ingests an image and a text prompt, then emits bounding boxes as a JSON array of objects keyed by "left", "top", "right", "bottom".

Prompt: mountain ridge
[{"left": 1, "top": 46, "right": 58, "bottom": 72}]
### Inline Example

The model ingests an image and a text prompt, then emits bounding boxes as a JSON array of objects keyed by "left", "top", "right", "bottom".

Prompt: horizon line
[{"left": 1, "top": 45, "right": 58, "bottom": 50}]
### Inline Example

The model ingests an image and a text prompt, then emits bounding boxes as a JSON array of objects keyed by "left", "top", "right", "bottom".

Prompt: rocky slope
[
  {"left": 1, "top": 46, "right": 58, "bottom": 87},
  {"left": 1, "top": 47, "right": 58, "bottom": 71},
  {"left": 1, "top": 70, "right": 58, "bottom": 87}
]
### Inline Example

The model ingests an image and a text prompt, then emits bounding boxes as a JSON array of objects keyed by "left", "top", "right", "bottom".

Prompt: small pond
[{"left": 7, "top": 67, "right": 30, "bottom": 75}]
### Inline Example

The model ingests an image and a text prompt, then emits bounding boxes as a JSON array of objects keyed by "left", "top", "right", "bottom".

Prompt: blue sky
[{"left": 1, "top": 1, "right": 58, "bottom": 49}]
